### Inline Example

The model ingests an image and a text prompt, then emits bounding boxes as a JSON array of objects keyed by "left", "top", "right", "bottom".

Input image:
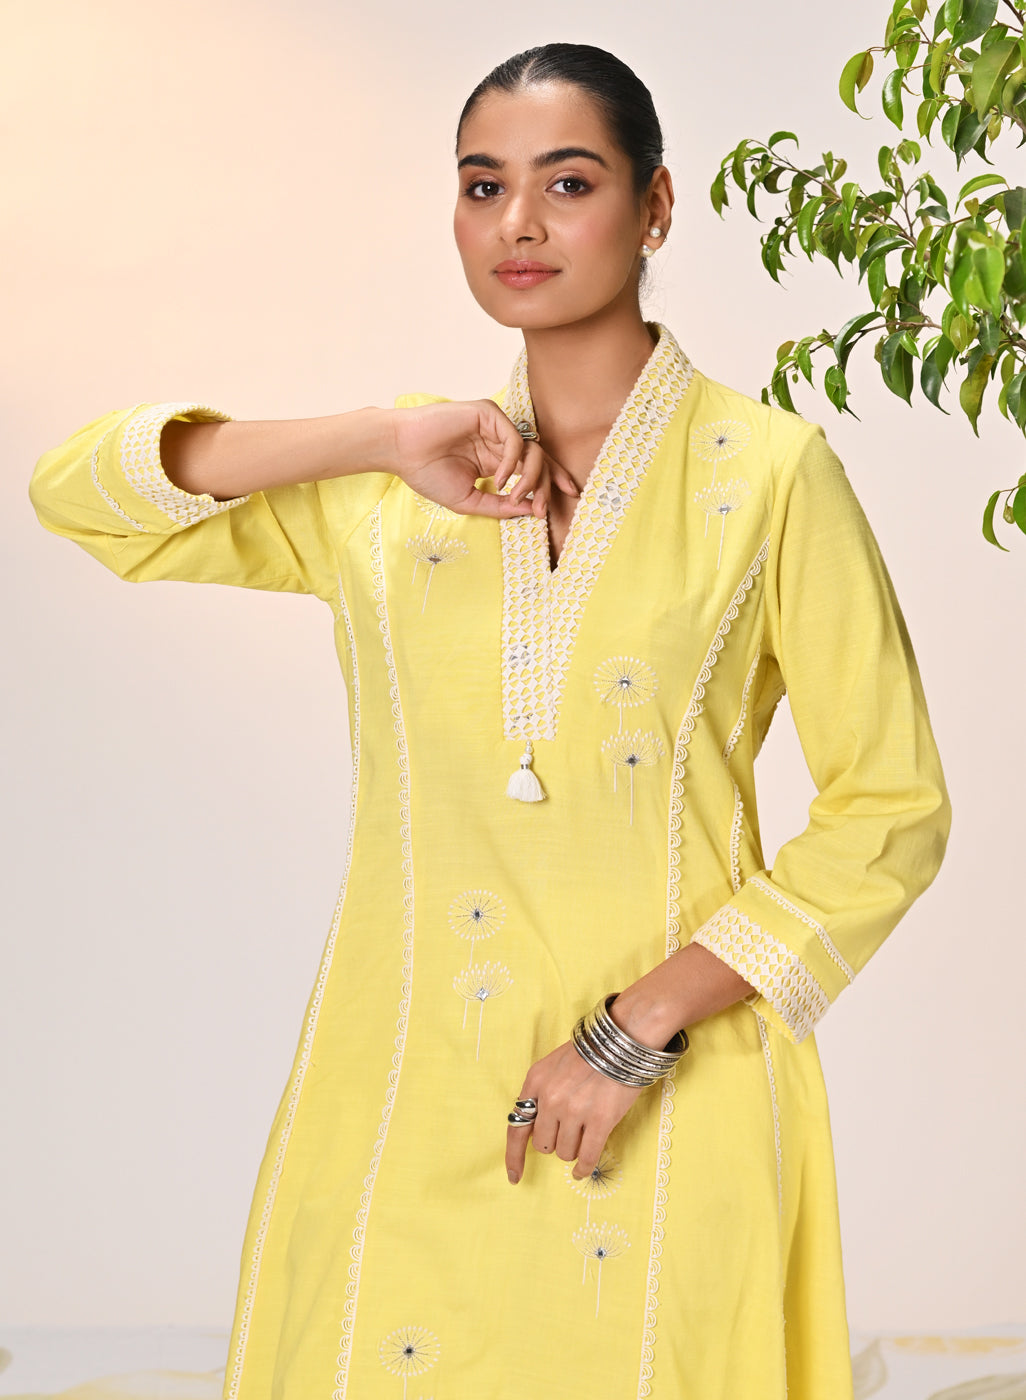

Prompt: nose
[{"left": 497, "top": 186, "right": 546, "bottom": 247}]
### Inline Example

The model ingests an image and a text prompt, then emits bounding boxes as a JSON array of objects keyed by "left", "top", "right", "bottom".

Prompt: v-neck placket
[{"left": 498, "top": 321, "right": 695, "bottom": 745}]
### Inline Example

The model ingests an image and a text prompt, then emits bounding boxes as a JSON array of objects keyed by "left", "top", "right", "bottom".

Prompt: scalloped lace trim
[
  {"left": 334, "top": 503, "right": 416, "bottom": 1399},
  {"left": 119, "top": 401, "right": 247, "bottom": 525},
  {"left": 691, "top": 904, "right": 829, "bottom": 1043},
  {"left": 224, "top": 576, "right": 362, "bottom": 1400},
  {"left": 749, "top": 875, "right": 855, "bottom": 983},
  {"left": 499, "top": 322, "right": 695, "bottom": 742}
]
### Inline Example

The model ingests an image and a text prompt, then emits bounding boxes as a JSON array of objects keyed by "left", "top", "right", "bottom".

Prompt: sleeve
[
  {"left": 690, "top": 422, "right": 952, "bottom": 1044},
  {"left": 28, "top": 400, "right": 394, "bottom": 599}
]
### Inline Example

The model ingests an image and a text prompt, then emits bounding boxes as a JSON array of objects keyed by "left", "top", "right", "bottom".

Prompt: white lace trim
[
  {"left": 691, "top": 905, "right": 829, "bottom": 1043},
  {"left": 724, "top": 652, "right": 761, "bottom": 899},
  {"left": 119, "top": 401, "right": 247, "bottom": 526},
  {"left": 757, "top": 1016, "right": 783, "bottom": 1224},
  {"left": 749, "top": 874, "right": 855, "bottom": 983},
  {"left": 723, "top": 651, "right": 761, "bottom": 764},
  {"left": 224, "top": 577, "right": 361, "bottom": 1400},
  {"left": 499, "top": 322, "right": 695, "bottom": 742},
  {"left": 335, "top": 504, "right": 416, "bottom": 1399},
  {"left": 635, "top": 1073, "right": 677, "bottom": 1398},
  {"left": 90, "top": 404, "right": 146, "bottom": 529},
  {"left": 666, "top": 538, "right": 770, "bottom": 949}
]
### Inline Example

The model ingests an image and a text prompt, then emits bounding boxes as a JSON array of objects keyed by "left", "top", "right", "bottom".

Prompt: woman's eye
[
  {"left": 552, "top": 177, "right": 589, "bottom": 195},
  {"left": 465, "top": 180, "right": 502, "bottom": 198}
]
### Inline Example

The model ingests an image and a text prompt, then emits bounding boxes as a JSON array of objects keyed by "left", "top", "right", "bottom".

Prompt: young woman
[{"left": 30, "top": 42, "right": 950, "bottom": 1400}]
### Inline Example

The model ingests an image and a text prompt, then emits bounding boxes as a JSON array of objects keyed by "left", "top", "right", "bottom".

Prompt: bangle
[{"left": 571, "top": 993, "right": 689, "bottom": 1088}]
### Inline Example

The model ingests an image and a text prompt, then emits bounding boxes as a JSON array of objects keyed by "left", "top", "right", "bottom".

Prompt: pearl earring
[
  {"left": 640, "top": 245, "right": 654, "bottom": 257},
  {"left": 649, "top": 226, "right": 663, "bottom": 237}
]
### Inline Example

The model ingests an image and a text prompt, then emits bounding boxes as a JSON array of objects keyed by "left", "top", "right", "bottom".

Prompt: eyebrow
[{"left": 456, "top": 146, "right": 611, "bottom": 173}]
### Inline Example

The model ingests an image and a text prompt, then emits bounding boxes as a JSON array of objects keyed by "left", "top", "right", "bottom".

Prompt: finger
[
  {"left": 531, "top": 1107, "right": 558, "bottom": 1157},
  {"left": 572, "top": 1127, "right": 609, "bottom": 1182},
  {"left": 492, "top": 432, "right": 527, "bottom": 492},
  {"left": 453, "top": 484, "right": 534, "bottom": 520},
  {"left": 554, "top": 1118, "right": 585, "bottom": 1163},
  {"left": 505, "top": 1117, "right": 534, "bottom": 1184},
  {"left": 509, "top": 445, "right": 543, "bottom": 502},
  {"left": 552, "top": 464, "right": 581, "bottom": 497}
]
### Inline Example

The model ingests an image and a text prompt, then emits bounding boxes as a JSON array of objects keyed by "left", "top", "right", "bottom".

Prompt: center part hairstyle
[{"left": 456, "top": 42, "right": 665, "bottom": 287}]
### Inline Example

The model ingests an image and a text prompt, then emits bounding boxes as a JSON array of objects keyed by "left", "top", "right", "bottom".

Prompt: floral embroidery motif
[
  {"left": 573, "top": 1222, "right": 631, "bottom": 1318},
  {"left": 413, "top": 492, "right": 458, "bottom": 532},
  {"left": 689, "top": 903, "right": 829, "bottom": 1042},
  {"left": 593, "top": 656, "right": 659, "bottom": 732},
  {"left": 378, "top": 1326, "right": 440, "bottom": 1397},
  {"left": 690, "top": 419, "right": 751, "bottom": 467},
  {"left": 449, "top": 889, "right": 506, "bottom": 968},
  {"left": 499, "top": 322, "right": 695, "bottom": 745},
  {"left": 120, "top": 402, "right": 243, "bottom": 526},
  {"left": 453, "top": 961, "right": 513, "bottom": 1060},
  {"left": 695, "top": 478, "right": 753, "bottom": 570},
  {"left": 601, "top": 728, "right": 665, "bottom": 823},
  {"left": 406, "top": 534, "right": 469, "bottom": 613},
  {"left": 565, "top": 1149, "right": 623, "bottom": 1224}
]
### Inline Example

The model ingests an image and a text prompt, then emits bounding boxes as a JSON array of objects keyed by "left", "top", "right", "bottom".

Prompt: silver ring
[
  {"left": 514, "top": 1098, "right": 538, "bottom": 1114},
  {"left": 507, "top": 1111, "right": 534, "bottom": 1126},
  {"left": 515, "top": 419, "right": 538, "bottom": 441}
]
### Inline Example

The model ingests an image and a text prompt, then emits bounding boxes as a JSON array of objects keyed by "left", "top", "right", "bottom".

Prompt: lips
[{"left": 494, "top": 260, "right": 558, "bottom": 273}]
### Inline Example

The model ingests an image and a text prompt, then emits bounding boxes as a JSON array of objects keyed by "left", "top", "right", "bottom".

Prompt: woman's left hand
[{"left": 505, "top": 1040, "right": 644, "bottom": 1184}]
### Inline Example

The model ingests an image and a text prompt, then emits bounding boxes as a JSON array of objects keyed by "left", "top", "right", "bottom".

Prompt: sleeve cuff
[
  {"left": 689, "top": 873, "right": 855, "bottom": 1044},
  {"left": 112, "top": 402, "right": 250, "bottom": 528}
]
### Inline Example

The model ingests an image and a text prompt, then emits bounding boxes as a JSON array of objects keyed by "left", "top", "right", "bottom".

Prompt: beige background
[{"left": 1, "top": 0, "right": 1022, "bottom": 1330}]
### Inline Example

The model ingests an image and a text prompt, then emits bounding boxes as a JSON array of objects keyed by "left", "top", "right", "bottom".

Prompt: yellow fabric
[{"left": 29, "top": 323, "right": 950, "bottom": 1400}]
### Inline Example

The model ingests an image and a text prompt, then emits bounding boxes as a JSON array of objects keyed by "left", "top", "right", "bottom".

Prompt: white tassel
[{"left": 507, "top": 740, "right": 546, "bottom": 801}]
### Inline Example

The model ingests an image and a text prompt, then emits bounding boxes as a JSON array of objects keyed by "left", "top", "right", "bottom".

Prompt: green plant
[{"left": 712, "top": 0, "right": 1026, "bottom": 548}]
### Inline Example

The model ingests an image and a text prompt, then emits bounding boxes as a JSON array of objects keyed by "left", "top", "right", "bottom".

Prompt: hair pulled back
[{"left": 456, "top": 42, "right": 664, "bottom": 201}]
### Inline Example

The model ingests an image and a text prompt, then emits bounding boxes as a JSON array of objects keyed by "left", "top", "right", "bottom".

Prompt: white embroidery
[
  {"left": 406, "top": 533, "right": 469, "bottom": 612},
  {"left": 449, "top": 888, "right": 506, "bottom": 967},
  {"left": 499, "top": 323, "right": 695, "bottom": 743},
  {"left": 572, "top": 1221, "right": 631, "bottom": 1319},
  {"left": 118, "top": 402, "right": 247, "bottom": 525},
  {"left": 334, "top": 506, "right": 416, "bottom": 1399},
  {"left": 601, "top": 727, "right": 665, "bottom": 823},
  {"left": 636, "top": 1074, "right": 676, "bottom": 1399},
  {"left": 724, "top": 653, "right": 762, "bottom": 897},
  {"left": 452, "top": 961, "right": 512, "bottom": 1061},
  {"left": 90, "top": 405, "right": 146, "bottom": 529},
  {"left": 749, "top": 875, "right": 855, "bottom": 983},
  {"left": 666, "top": 538, "right": 770, "bottom": 950},
  {"left": 695, "top": 477, "right": 753, "bottom": 570},
  {"left": 690, "top": 419, "right": 751, "bottom": 467},
  {"left": 378, "top": 1325, "right": 440, "bottom": 1384},
  {"left": 565, "top": 1149, "right": 623, "bottom": 1228},
  {"left": 723, "top": 652, "right": 761, "bottom": 763},
  {"left": 225, "top": 579, "right": 361, "bottom": 1400},
  {"left": 593, "top": 655, "right": 659, "bottom": 731},
  {"left": 757, "top": 1016, "right": 784, "bottom": 1224},
  {"left": 690, "top": 904, "right": 829, "bottom": 1043}
]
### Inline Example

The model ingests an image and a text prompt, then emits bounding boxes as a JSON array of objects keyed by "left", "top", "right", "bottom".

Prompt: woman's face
[{"left": 453, "top": 82, "right": 663, "bottom": 330}]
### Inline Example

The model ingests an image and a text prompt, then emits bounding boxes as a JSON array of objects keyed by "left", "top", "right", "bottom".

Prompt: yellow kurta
[{"left": 29, "top": 322, "right": 951, "bottom": 1400}]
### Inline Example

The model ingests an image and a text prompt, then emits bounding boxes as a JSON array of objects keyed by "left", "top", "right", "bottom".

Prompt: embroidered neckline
[{"left": 498, "top": 321, "right": 695, "bottom": 743}]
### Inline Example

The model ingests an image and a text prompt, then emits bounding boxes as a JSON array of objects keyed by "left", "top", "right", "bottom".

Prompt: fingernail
[{"left": 507, "top": 1169, "right": 519, "bottom": 1184}]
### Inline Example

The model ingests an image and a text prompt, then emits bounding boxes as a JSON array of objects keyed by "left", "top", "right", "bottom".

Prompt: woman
[{"left": 29, "top": 41, "right": 950, "bottom": 1400}]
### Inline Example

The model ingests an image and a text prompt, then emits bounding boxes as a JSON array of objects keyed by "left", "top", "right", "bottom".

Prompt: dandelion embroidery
[
  {"left": 601, "top": 728, "right": 665, "bottom": 825},
  {"left": 566, "top": 1150, "right": 624, "bottom": 1277},
  {"left": 453, "top": 960, "right": 513, "bottom": 1061},
  {"left": 572, "top": 1221, "right": 631, "bottom": 1318},
  {"left": 593, "top": 656, "right": 659, "bottom": 737},
  {"left": 694, "top": 478, "right": 752, "bottom": 570},
  {"left": 690, "top": 419, "right": 751, "bottom": 470},
  {"left": 449, "top": 890, "right": 507, "bottom": 1025},
  {"left": 378, "top": 1325, "right": 440, "bottom": 1399},
  {"left": 406, "top": 534, "right": 468, "bottom": 612},
  {"left": 414, "top": 492, "right": 458, "bottom": 532}
]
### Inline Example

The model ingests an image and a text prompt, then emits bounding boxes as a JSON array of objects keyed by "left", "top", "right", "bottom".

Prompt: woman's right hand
[{"left": 390, "top": 399, "right": 579, "bottom": 520}]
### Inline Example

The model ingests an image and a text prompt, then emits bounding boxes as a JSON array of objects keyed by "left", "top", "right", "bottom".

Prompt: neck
[{"left": 520, "top": 303, "right": 659, "bottom": 448}]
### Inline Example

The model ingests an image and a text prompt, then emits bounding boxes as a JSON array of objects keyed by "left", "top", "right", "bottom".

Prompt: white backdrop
[{"left": 1, "top": 0, "right": 1023, "bottom": 1330}]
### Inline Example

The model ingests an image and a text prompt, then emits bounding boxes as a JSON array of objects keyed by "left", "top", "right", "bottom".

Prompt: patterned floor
[{"left": 0, "top": 1325, "right": 1023, "bottom": 1397}]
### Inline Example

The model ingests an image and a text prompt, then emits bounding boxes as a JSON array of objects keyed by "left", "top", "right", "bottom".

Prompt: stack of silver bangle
[{"left": 572, "top": 993, "right": 689, "bottom": 1088}]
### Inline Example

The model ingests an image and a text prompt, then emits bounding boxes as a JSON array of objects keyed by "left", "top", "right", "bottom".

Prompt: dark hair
[{"left": 456, "top": 43, "right": 663, "bottom": 200}]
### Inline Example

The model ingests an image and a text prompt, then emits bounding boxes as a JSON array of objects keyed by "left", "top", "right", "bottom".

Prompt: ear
[{"left": 644, "top": 165, "right": 674, "bottom": 238}]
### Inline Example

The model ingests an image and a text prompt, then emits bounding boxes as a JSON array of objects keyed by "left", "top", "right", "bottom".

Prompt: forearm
[
  {"left": 609, "top": 943, "right": 757, "bottom": 1048},
  {"left": 160, "top": 405, "right": 396, "bottom": 500}
]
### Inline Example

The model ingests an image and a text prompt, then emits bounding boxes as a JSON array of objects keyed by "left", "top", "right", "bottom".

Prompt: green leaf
[
  {"left": 768, "top": 130, "right": 799, "bottom": 149},
  {"left": 796, "top": 195, "right": 826, "bottom": 256},
  {"left": 943, "top": 0, "right": 963, "bottom": 29},
  {"left": 953, "top": 109, "right": 990, "bottom": 162},
  {"left": 797, "top": 341, "right": 814, "bottom": 383},
  {"left": 930, "top": 41, "right": 951, "bottom": 96},
  {"left": 710, "top": 167, "right": 729, "bottom": 215},
  {"left": 958, "top": 350, "right": 996, "bottom": 432},
  {"left": 1003, "top": 185, "right": 1026, "bottom": 232},
  {"left": 882, "top": 331, "right": 915, "bottom": 403},
  {"left": 840, "top": 50, "right": 875, "bottom": 114},
  {"left": 958, "top": 172, "right": 1008, "bottom": 204},
  {"left": 1013, "top": 484, "right": 1026, "bottom": 535},
  {"left": 912, "top": 0, "right": 927, "bottom": 17},
  {"left": 858, "top": 232, "right": 907, "bottom": 279},
  {"left": 776, "top": 339, "right": 797, "bottom": 361},
  {"left": 974, "top": 243, "right": 1006, "bottom": 312},
  {"left": 1007, "top": 368, "right": 1026, "bottom": 423},
  {"left": 930, "top": 222, "right": 956, "bottom": 282},
  {"left": 834, "top": 310, "right": 880, "bottom": 369},
  {"left": 955, "top": 0, "right": 999, "bottom": 45},
  {"left": 771, "top": 367, "right": 798, "bottom": 413},
  {"left": 824, "top": 364, "right": 851, "bottom": 412},
  {"left": 882, "top": 69, "right": 906, "bottom": 126},
  {"left": 971, "top": 36, "right": 1019, "bottom": 118},
  {"left": 731, "top": 141, "right": 751, "bottom": 191},
  {"left": 977, "top": 311, "right": 1002, "bottom": 354},
  {"left": 917, "top": 95, "right": 942, "bottom": 138},
  {"left": 920, "top": 347, "right": 952, "bottom": 410},
  {"left": 868, "top": 254, "right": 889, "bottom": 305},
  {"left": 982, "top": 488, "right": 1010, "bottom": 549},
  {"left": 951, "top": 245, "right": 986, "bottom": 313}
]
